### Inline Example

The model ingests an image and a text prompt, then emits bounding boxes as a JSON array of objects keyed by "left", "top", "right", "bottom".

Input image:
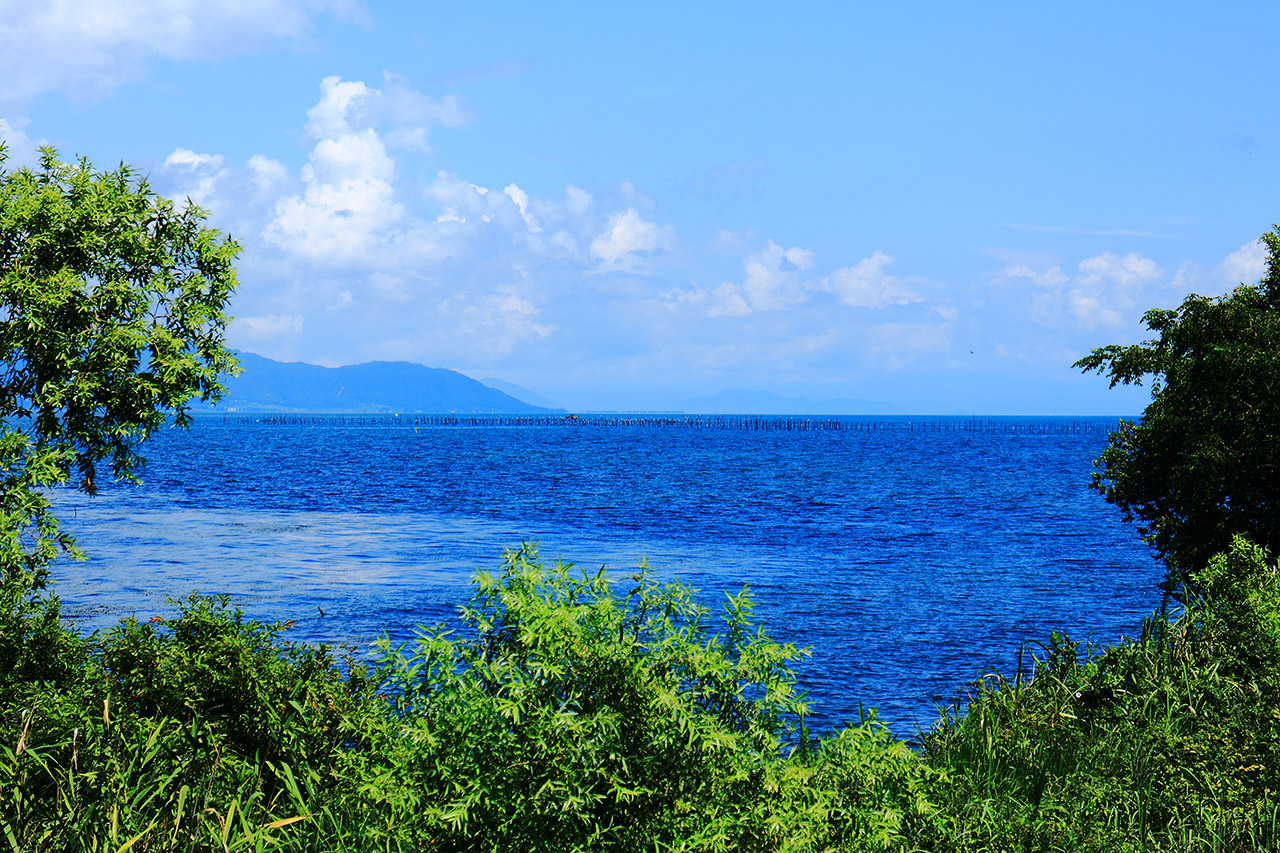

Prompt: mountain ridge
[
  {"left": 211, "top": 352, "right": 559, "bottom": 414},
  {"left": 678, "top": 388, "right": 902, "bottom": 415}
]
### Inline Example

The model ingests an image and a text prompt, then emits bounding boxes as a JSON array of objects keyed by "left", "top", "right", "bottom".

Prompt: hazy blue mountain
[
  {"left": 213, "top": 352, "right": 555, "bottom": 413},
  {"left": 479, "top": 377, "right": 566, "bottom": 411},
  {"left": 679, "top": 388, "right": 903, "bottom": 415}
]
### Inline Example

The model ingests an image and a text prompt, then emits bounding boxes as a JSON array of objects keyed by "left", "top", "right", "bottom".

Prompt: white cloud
[
  {"left": 705, "top": 282, "right": 752, "bottom": 318},
  {"left": 247, "top": 155, "right": 289, "bottom": 193},
  {"left": 426, "top": 172, "right": 544, "bottom": 237},
  {"left": 439, "top": 285, "right": 555, "bottom": 355},
  {"left": 589, "top": 208, "right": 674, "bottom": 271},
  {"left": 503, "top": 183, "right": 540, "bottom": 232},
  {"left": 732, "top": 241, "right": 813, "bottom": 313},
  {"left": 303, "top": 72, "right": 465, "bottom": 150},
  {"left": 163, "top": 148, "right": 227, "bottom": 205},
  {"left": 0, "top": 0, "right": 368, "bottom": 105},
  {"left": 1076, "top": 251, "right": 1160, "bottom": 289},
  {"left": 305, "top": 76, "right": 372, "bottom": 138},
  {"left": 0, "top": 116, "right": 40, "bottom": 166},
  {"left": 377, "top": 71, "right": 467, "bottom": 130},
  {"left": 667, "top": 244, "right": 932, "bottom": 321},
  {"left": 1001, "top": 263, "right": 1069, "bottom": 290},
  {"left": 385, "top": 126, "right": 430, "bottom": 152},
  {"left": 1070, "top": 252, "right": 1160, "bottom": 327},
  {"left": 165, "top": 148, "right": 222, "bottom": 170},
  {"left": 1219, "top": 238, "right": 1267, "bottom": 286},
  {"left": 527, "top": 184, "right": 594, "bottom": 261},
  {"left": 1001, "top": 251, "right": 1162, "bottom": 330},
  {"left": 821, "top": 251, "right": 917, "bottom": 308},
  {"left": 264, "top": 127, "right": 402, "bottom": 264},
  {"left": 235, "top": 313, "right": 304, "bottom": 340},
  {"left": 252, "top": 75, "right": 476, "bottom": 264},
  {"left": 564, "top": 185, "right": 593, "bottom": 217}
]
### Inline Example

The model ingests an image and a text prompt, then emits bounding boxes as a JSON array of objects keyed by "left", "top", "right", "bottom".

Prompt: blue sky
[{"left": 2, "top": 2, "right": 1276, "bottom": 413}]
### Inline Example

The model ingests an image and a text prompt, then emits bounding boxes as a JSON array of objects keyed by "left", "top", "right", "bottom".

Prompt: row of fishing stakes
[{"left": 223, "top": 414, "right": 1115, "bottom": 435}]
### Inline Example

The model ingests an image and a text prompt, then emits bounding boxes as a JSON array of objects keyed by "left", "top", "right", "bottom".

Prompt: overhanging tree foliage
[
  {"left": 0, "top": 144, "right": 238, "bottom": 586},
  {"left": 1076, "top": 227, "right": 1280, "bottom": 596}
]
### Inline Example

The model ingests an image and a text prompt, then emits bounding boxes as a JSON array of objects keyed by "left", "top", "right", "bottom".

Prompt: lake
[{"left": 50, "top": 413, "right": 1161, "bottom": 736}]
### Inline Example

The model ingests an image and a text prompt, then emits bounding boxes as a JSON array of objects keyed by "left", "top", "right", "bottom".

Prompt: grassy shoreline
[{"left": 3, "top": 540, "right": 1279, "bottom": 851}]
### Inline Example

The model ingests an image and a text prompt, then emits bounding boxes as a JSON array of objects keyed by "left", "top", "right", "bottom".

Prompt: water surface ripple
[{"left": 52, "top": 415, "right": 1160, "bottom": 736}]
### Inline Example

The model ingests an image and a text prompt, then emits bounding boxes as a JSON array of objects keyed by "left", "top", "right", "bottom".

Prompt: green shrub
[
  {"left": 367, "top": 543, "right": 814, "bottom": 851},
  {"left": 100, "top": 594, "right": 378, "bottom": 780},
  {"left": 923, "top": 536, "right": 1280, "bottom": 851},
  {"left": 0, "top": 545, "right": 946, "bottom": 852},
  {"left": 0, "top": 580, "right": 378, "bottom": 850},
  {"left": 337, "top": 544, "right": 944, "bottom": 851}
]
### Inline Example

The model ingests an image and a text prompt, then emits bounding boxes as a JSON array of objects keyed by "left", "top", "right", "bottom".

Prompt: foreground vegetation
[{"left": 2, "top": 538, "right": 1279, "bottom": 851}]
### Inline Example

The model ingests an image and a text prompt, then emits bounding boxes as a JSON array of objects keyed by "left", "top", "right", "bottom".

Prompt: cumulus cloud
[
  {"left": 820, "top": 251, "right": 917, "bottom": 308},
  {"left": 438, "top": 285, "right": 555, "bottom": 355},
  {"left": 304, "top": 76, "right": 373, "bottom": 138},
  {"left": 0, "top": 0, "right": 368, "bottom": 105},
  {"left": 428, "top": 172, "right": 535, "bottom": 232},
  {"left": 264, "top": 127, "right": 402, "bottom": 264},
  {"left": 255, "top": 74, "right": 484, "bottom": 267},
  {"left": 163, "top": 148, "right": 227, "bottom": 206},
  {"left": 0, "top": 116, "right": 40, "bottom": 166},
  {"left": 589, "top": 208, "right": 675, "bottom": 271},
  {"left": 235, "top": 313, "right": 304, "bottom": 341},
  {"left": 153, "top": 72, "right": 656, "bottom": 367},
  {"left": 707, "top": 241, "right": 813, "bottom": 315},
  {"left": 1219, "top": 237, "right": 1268, "bottom": 286},
  {"left": 1070, "top": 252, "right": 1160, "bottom": 327},
  {"left": 303, "top": 73, "right": 465, "bottom": 150},
  {"left": 145, "top": 71, "right": 958, "bottom": 385},
  {"left": 1001, "top": 251, "right": 1162, "bottom": 329},
  {"left": 671, "top": 243, "right": 926, "bottom": 320},
  {"left": 247, "top": 155, "right": 289, "bottom": 194},
  {"left": 503, "top": 184, "right": 540, "bottom": 232}
]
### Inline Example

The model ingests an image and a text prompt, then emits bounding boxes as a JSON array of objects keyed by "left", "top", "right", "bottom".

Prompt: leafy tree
[
  {"left": 0, "top": 143, "right": 238, "bottom": 590},
  {"left": 1075, "top": 227, "right": 1280, "bottom": 595}
]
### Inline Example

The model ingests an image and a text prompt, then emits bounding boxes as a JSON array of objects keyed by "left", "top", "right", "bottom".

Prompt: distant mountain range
[
  {"left": 479, "top": 377, "right": 566, "bottom": 411},
  {"left": 208, "top": 353, "right": 903, "bottom": 415},
  {"left": 678, "top": 388, "right": 902, "bottom": 415},
  {"left": 211, "top": 352, "right": 561, "bottom": 414}
]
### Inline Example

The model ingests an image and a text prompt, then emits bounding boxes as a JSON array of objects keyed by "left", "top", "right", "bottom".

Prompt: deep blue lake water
[{"left": 50, "top": 414, "right": 1161, "bottom": 737}]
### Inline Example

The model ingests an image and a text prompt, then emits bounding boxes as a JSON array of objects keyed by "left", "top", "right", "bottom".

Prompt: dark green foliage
[
  {"left": 4, "top": 540, "right": 1280, "bottom": 850},
  {"left": 0, "top": 587, "right": 379, "bottom": 851},
  {"left": 1075, "top": 228, "right": 1280, "bottom": 593},
  {"left": 0, "top": 561, "right": 84, "bottom": 691},
  {"left": 0, "top": 547, "right": 943, "bottom": 851},
  {"left": 99, "top": 595, "right": 378, "bottom": 780},
  {"left": 352, "top": 545, "right": 941, "bottom": 851},
  {"left": 924, "top": 535, "right": 1280, "bottom": 850}
]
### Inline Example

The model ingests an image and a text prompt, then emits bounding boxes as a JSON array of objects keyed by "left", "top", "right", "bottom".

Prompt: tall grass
[
  {"left": 923, "top": 535, "right": 1280, "bottom": 851},
  {"left": 2, "top": 538, "right": 1278, "bottom": 850}
]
